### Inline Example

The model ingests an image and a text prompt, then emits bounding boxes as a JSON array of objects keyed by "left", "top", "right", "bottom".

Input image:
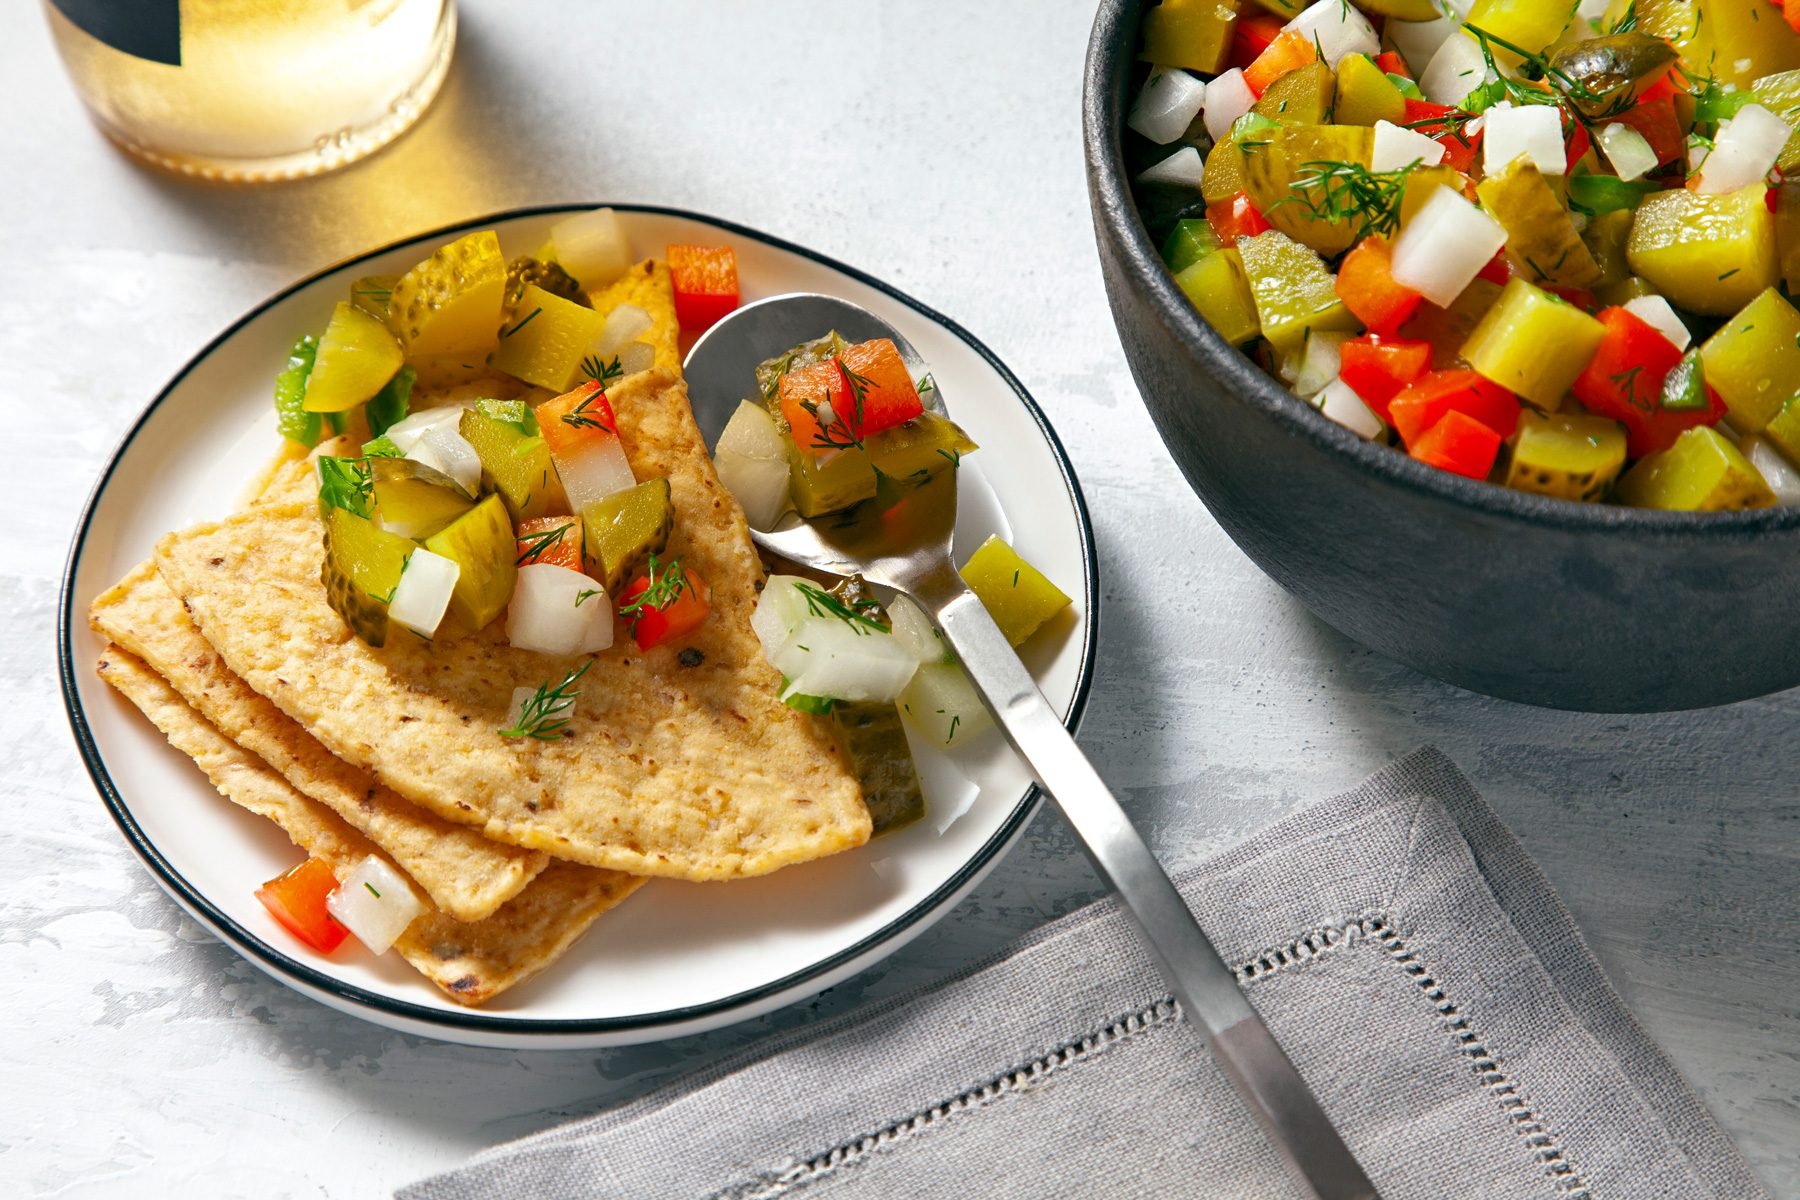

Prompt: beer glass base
[{"left": 84, "top": 3, "right": 456, "bottom": 184}]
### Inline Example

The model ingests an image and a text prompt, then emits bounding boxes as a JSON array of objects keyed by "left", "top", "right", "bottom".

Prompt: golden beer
[{"left": 44, "top": 0, "right": 455, "bottom": 181}]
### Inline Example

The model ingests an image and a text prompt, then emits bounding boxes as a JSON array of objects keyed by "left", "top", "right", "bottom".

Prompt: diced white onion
[
  {"left": 899, "top": 662, "right": 993, "bottom": 750},
  {"left": 713, "top": 400, "right": 790, "bottom": 528},
  {"left": 1128, "top": 67, "right": 1207, "bottom": 144},
  {"left": 1204, "top": 68, "right": 1256, "bottom": 143},
  {"left": 1372, "top": 120, "right": 1448, "bottom": 173},
  {"left": 507, "top": 564, "right": 614, "bottom": 656},
  {"left": 1136, "top": 146, "right": 1205, "bottom": 190},
  {"left": 1577, "top": 0, "right": 1612, "bottom": 19},
  {"left": 1420, "top": 31, "right": 1492, "bottom": 107},
  {"left": 418, "top": 426, "right": 481, "bottom": 496},
  {"left": 1623, "top": 295, "right": 1691, "bottom": 351},
  {"left": 553, "top": 436, "right": 635, "bottom": 512},
  {"left": 548, "top": 207, "right": 631, "bottom": 291},
  {"left": 752, "top": 576, "right": 919, "bottom": 703},
  {"left": 325, "top": 856, "right": 424, "bottom": 956},
  {"left": 594, "top": 304, "right": 654, "bottom": 357},
  {"left": 1597, "top": 123, "right": 1658, "bottom": 181},
  {"left": 1283, "top": 0, "right": 1379, "bottom": 68},
  {"left": 1316, "top": 377, "right": 1386, "bottom": 440},
  {"left": 385, "top": 400, "right": 477, "bottom": 454},
  {"left": 388, "top": 548, "right": 460, "bottom": 640},
  {"left": 1482, "top": 103, "right": 1567, "bottom": 177},
  {"left": 615, "top": 340, "right": 656, "bottom": 377},
  {"left": 1390, "top": 187, "right": 1509, "bottom": 307},
  {"left": 1694, "top": 104, "right": 1793, "bottom": 195},
  {"left": 1280, "top": 331, "right": 1350, "bottom": 398},
  {"left": 888, "top": 596, "right": 951, "bottom": 665},
  {"left": 1745, "top": 437, "right": 1800, "bottom": 505},
  {"left": 1386, "top": 11, "right": 1459, "bottom": 75}
]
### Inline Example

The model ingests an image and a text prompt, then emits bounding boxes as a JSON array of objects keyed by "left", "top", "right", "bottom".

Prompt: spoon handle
[{"left": 911, "top": 570, "right": 1380, "bottom": 1200}]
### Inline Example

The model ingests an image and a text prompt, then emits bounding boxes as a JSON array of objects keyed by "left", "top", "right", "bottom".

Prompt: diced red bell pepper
[
  {"left": 515, "top": 515, "right": 584, "bottom": 570},
  {"left": 1338, "top": 335, "right": 1433, "bottom": 421},
  {"left": 1206, "top": 192, "right": 1273, "bottom": 247},
  {"left": 1572, "top": 307, "right": 1721, "bottom": 457},
  {"left": 1604, "top": 98, "right": 1683, "bottom": 167},
  {"left": 535, "top": 381, "right": 620, "bottom": 460},
  {"left": 667, "top": 244, "right": 740, "bottom": 332},
  {"left": 1564, "top": 121, "right": 1592, "bottom": 174},
  {"left": 778, "top": 338, "right": 925, "bottom": 455},
  {"left": 1787, "top": 0, "right": 1800, "bottom": 35},
  {"left": 1403, "top": 100, "right": 1481, "bottom": 173},
  {"left": 256, "top": 858, "right": 348, "bottom": 954},
  {"left": 1229, "top": 12, "right": 1287, "bottom": 72},
  {"left": 1635, "top": 72, "right": 1680, "bottom": 105},
  {"left": 1410, "top": 410, "right": 1504, "bottom": 480},
  {"left": 1476, "top": 251, "right": 1512, "bottom": 287},
  {"left": 1335, "top": 235, "right": 1423, "bottom": 336},
  {"left": 1388, "top": 369, "right": 1521, "bottom": 448},
  {"left": 1376, "top": 50, "right": 1411, "bottom": 79},
  {"left": 1244, "top": 29, "right": 1317, "bottom": 96},
  {"left": 619, "top": 559, "right": 712, "bottom": 650}
]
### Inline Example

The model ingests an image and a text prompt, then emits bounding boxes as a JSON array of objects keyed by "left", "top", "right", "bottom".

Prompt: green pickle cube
[
  {"left": 1237, "top": 231, "right": 1359, "bottom": 354},
  {"left": 459, "top": 401, "right": 569, "bottom": 522},
  {"left": 959, "top": 535, "right": 1072, "bottom": 648},
  {"left": 1502, "top": 412, "right": 1628, "bottom": 502},
  {"left": 321, "top": 506, "right": 415, "bottom": 647},
  {"left": 423, "top": 495, "right": 517, "bottom": 632},
  {"left": 581, "top": 478, "right": 674, "bottom": 592},
  {"left": 1615, "top": 427, "right": 1777, "bottom": 512},
  {"left": 1461, "top": 279, "right": 1606, "bottom": 411},
  {"left": 1698, "top": 288, "right": 1800, "bottom": 434}
]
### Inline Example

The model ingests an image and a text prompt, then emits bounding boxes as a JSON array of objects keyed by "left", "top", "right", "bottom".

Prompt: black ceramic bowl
[{"left": 1083, "top": 0, "right": 1800, "bottom": 712}]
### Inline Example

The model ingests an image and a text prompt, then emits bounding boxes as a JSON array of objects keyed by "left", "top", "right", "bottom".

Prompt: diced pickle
[
  {"left": 787, "top": 442, "right": 878, "bottom": 517},
  {"left": 1775, "top": 179, "right": 1800, "bottom": 293},
  {"left": 349, "top": 274, "right": 399, "bottom": 319},
  {"left": 1707, "top": 3, "right": 1800, "bottom": 90},
  {"left": 1763, "top": 398, "right": 1800, "bottom": 468},
  {"left": 1251, "top": 61, "right": 1335, "bottom": 126},
  {"left": 831, "top": 702, "right": 925, "bottom": 836},
  {"left": 581, "top": 477, "right": 674, "bottom": 592},
  {"left": 422, "top": 495, "right": 517, "bottom": 632},
  {"left": 492, "top": 284, "right": 611, "bottom": 391},
  {"left": 1581, "top": 209, "right": 1635, "bottom": 290},
  {"left": 321, "top": 506, "right": 414, "bottom": 647},
  {"left": 1237, "top": 231, "right": 1361, "bottom": 353},
  {"left": 503, "top": 256, "right": 588, "bottom": 317},
  {"left": 1243, "top": 125, "right": 1375, "bottom": 256},
  {"left": 1461, "top": 280, "right": 1606, "bottom": 411},
  {"left": 387, "top": 230, "right": 508, "bottom": 360},
  {"left": 1403, "top": 277, "right": 1502, "bottom": 369},
  {"left": 959, "top": 535, "right": 1072, "bottom": 648},
  {"left": 1615, "top": 426, "right": 1777, "bottom": 511},
  {"left": 1466, "top": 0, "right": 1574, "bottom": 55},
  {"left": 1162, "top": 219, "right": 1224, "bottom": 271},
  {"left": 1334, "top": 54, "right": 1407, "bottom": 127},
  {"left": 1175, "top": 247, "right": 1262, "bottom": 345},
  {"left": 304, "top": 302, "right": 405, "bottom": 414},
  {"left": 459, "top": 401, "right": 569, "bottom": 522},
  {"left": 1753, "top": 72, "right": 1800, "bottom": 175},
  {"left": 1698, "top": 288, "right": 1800, "bottom": 434},
  {"left": 370, "top": 457, "right": 475, "bottom": 539},
  {"left": 1548, "top": 35, "right": 1680, "bottom": 118},
  {"left": 1625, "top": 187, "right": 1777, "bottom": 316},
  {"left": 1476, "top": 162, "right": 1602, "bottom": 289},
  {"left": 864, "top": 412, "right": 980, "bottom": 482},
  {"left": 1502, "top": 412, "right": 1628, "bottom": 502},
  {"left": 1140, "top": 0, "right": 1242, "bottom": 74},
  {"left": 1202, "top": 137, "right": 1248, "bottom": 205}
]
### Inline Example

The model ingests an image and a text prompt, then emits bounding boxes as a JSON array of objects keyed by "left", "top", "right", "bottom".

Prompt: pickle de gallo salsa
[{"left": 1126, "top": 0, "right": 1800, "bottom": 511}]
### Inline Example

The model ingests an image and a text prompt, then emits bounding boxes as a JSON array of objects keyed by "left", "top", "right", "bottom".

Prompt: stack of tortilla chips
[{"left": 90, "top": 261, "right": 870, "bottom": 1006}]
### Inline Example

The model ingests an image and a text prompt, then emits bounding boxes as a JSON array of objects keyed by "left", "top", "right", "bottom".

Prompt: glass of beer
[{"left": 43, "top": 0, "right": 456, "bottom": 182}]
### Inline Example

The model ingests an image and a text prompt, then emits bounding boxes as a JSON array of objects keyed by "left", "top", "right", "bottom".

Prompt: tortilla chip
[
  {"left": 90, "top": 561, "right": 549, "bottom": 923},
  {"left": 95, "top": 646, "right": 643, "bottom": 1006},
  {"left": 588, "top": 259, "right": 682, "bottom": 371},
  {"left": 156, "top": 367, "right": 870, "bottom": 881}
]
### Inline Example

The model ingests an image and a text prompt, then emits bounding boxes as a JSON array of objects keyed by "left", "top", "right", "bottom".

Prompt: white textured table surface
[{"left": 6, "top": 2, "right": 1796, "bottom": 1196}]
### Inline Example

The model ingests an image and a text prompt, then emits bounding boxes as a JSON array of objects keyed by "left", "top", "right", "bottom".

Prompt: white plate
[{"left": 59, "top": 206, "right": 1097, "bottom": 1048}]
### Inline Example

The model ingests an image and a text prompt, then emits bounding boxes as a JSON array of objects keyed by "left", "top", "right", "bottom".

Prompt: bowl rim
[{"left": 1082, "top": 0, "right": 1800, "bottom": 540}]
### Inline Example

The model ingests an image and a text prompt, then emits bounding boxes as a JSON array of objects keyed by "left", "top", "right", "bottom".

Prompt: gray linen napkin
[{"left": 400, "top": 748, "right": 1767, "bottom": 1200}]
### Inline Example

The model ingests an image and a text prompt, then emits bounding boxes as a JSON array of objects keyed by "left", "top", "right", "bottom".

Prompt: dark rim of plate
[
  {"left": 1084, "top": 0, "right": 1800, "bottom": 538},
  {"left": 57, "top": 203, "right": 1101, "bottom": 1037}
]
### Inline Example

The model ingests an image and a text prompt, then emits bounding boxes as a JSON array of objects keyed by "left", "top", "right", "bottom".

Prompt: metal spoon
[{"left": 684, "top": 294, "right": 1378, "bottom": 1200}]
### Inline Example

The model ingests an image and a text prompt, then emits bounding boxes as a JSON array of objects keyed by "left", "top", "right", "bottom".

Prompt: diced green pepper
[
  {"left": 1242, "top": 125, "right": 1376, "bottom": 256},
  {"left": 1502, "top": 411, "right": 1628, "bottom": 502},
  {"left": 1568, "top": 172, "right": 1655, "bottom": 217},
  {"left": 1476, "top": 161, "right": 1602, "bottom": 289},
  {"left": 1461, "top": 279, "right": 1607, "bottom": 411},
  {"left": 1252, "top": 61, "right": 1335, "bottom": 126},
  {"left": 1174, "top": 248, "right": 1262, "bottom": 345},
  {"left": 1237, "top": 231, "right": 1361, "bottom": 353},
  {"left": 273, "top": 334, "right": 320, "bottom": 447},
  {"left": 364, "top": 365, "right": 414, "bottom": 439},
  {"left": 1141, "top": 0, "right": 1242, "bottom": 74},
  {"left": 1615, "top": 426, "right": 1777, "bottom": 511},
  {"left": 1162, "top": 219, "right": 1224, "bottom": 272},
  {"left": 1659, "top": 351, "right": 1711, "bottom": 413},
  {"left": 1697, "top": 287, "right": 1800, "bottom": 434},
  {"left": 1625, "top": 186, "right": 1778, "bottom": 316},
  {"left": 1334, "top": 54, "right": 1408, "bottom": 127}
]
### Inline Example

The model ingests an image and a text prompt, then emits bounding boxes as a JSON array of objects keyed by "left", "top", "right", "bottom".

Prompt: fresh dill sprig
[
  {"left": 574, "top": 588, "right": 603, "bottom": 608},
  {"left": 580, "top": 354, "right": 625, "bottom": 388},
  {"left": 801, "top": 358, "right": 881, "bottom": 453},
  {"left": 515, "top": 522, "right": 573, "bottom": 565},
  {"left": 1273, "top": 159, "right": 1418, "bottom": 243},
  {"left": 499, "top": 660, "right": 591, "bottom": 740},
  {"left": 617, "top": 554, "right": 691, "bottom": 627},
  {"left": 560, "top": 384, "right": 615, "bottom": 433},
  {"left": 499, "top": 307, "right": 542, "bottom": 339},
  {"left": 795, "top": 581, "right": 890, "bottom": 636}
]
